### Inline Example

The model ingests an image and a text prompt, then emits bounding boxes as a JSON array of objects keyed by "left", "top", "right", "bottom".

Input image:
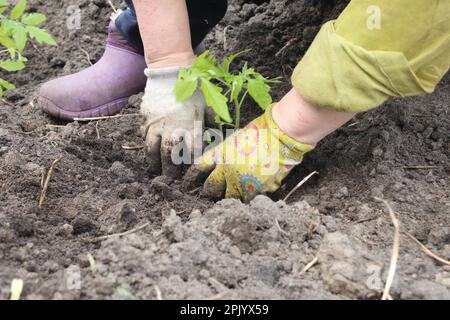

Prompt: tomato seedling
[
  {"left": 175, "top": 50, "right": 280, "bottom": 129},
  {"left": 0, "top": 0, "right": 56, "bottom": 97}
]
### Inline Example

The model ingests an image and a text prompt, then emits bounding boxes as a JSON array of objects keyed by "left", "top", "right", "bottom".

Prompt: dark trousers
[{"left": 115, "top": 0, "right": 228, "bottom": 53}]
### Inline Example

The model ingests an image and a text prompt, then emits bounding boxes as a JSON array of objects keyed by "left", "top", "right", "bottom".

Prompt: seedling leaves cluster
[
  {"left": 0, "top": 0, "right": 56, "bottom": 97},
  {"left": 175, "top": 50, "right": 279, "bottom": 129}
]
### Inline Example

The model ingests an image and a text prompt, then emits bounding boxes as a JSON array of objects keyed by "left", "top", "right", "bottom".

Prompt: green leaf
[
  {"left": 200, "top": 78, "right": 231, "bottom": 123},
  {"left": 21, "top": 13, "right": 46, "bottom": 26},
  {"left": 26, "top": 26, "right": 57, "bottom": 45},
  {"left": 0, "top": 59, "right": 26, "bottom": 71},
  {"left": 0, "top": 2, "right": 56, "bottom": 97},
  {"left": 0, "top": 78, "right": 16, "bottom": 90},
  {"left": 247, "top": 79, "right": 272, "bottom": 110},
  {"left": 7, "top": 47, "right": 17, "bottom": 59},
  {"left": 0, "top": 78, "right": 16, "bottom": 97},
  {"left": 193, "top": 51, "right": 221, "bottom": 76},
  {"left": 10, "top": 0, "right": 27, "bottom": 20},
  {"left": 220, "top": 49, "right": 250, "bottom": 74},
  {"left": 243, "top": 67, "right": 257, "bottom": 78},
  {"left": 0, "top": 35, "right": 15, "bottom": 48},
  {"left": 231, "top": 77, "right": 244, "bottom": 102},
  {"left": 13, "top": 25, "right": 27, "bottom": 51},
  {"left": 174, "top": 68, "right": 198, "bottom": 102},
  {"left": 1, "top": 20, "right": 15, "bottom": 35}
]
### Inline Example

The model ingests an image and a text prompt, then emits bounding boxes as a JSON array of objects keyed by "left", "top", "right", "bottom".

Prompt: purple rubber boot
[{"left": 37, "top": 22, "right": 147, "bottom": 121}]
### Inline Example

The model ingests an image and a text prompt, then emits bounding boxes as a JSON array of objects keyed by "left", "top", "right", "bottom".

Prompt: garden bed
[{"left": 0, "top": 0, "right": 449, "bottom": 300}]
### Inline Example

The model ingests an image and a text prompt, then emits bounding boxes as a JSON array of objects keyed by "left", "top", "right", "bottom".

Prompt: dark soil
[{"left": 0, "top": 0, "right": 449, "bottom": 300}]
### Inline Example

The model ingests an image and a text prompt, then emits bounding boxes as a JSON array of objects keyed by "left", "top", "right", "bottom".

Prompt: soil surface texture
[{"left": 0, "top": 0, "right": 449, "bottom": 300}]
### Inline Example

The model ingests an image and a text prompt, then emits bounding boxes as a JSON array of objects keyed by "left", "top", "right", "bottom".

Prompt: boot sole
[{"left": 38, "top": 95, "right": 131, "bottom": 121}]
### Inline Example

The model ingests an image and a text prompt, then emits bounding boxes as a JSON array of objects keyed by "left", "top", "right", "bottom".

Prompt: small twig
[
  {"left": 208, "top": 278, "right": 229, "bottom": 295},
  {"left": 78, "top": 47, "right": 93, "bottom": 66},
  {"left": 10, "top": 130, "right": 34, "bottom": 135},
  {"left": 122, "top": 145, "right": 144, "bottom": 150},
  {"left": 402, "top": 166, "right": 437, "bottom": 170},
  {"left": 92, "top": 222, "right": 150, "bottom": 242},
  {"left": 280, "top": 64, "right": 294, "bottom": 83},
  {"left": 31, "top": 42, "right": 46, "bottom": 59},
  {"left": 187, "top": 186, "right": 202, "bottom": 195},
  {"left": 275, "top": 218, "right": 289, "bottom": 236},
  {"left": 39, "top": 156, "right": 64, "bottom": 209},
  {"left": 154, "top": 285, "right": 163, "bottom": 300},
  {"left": 1, "top": 98, "right": 14, "bottom": 107},
  {"left": 40, "top": 170, "right": 46, "bottom": 188},
  {"left": 356, "top": 216, "right": 378, "bottom": 224},
  {"left": 403, "top": 230, "right": 450, "bottom": 266},
  {"left": 107, "top": 0, "right": 117, "bottom": 13},
  {"left": 142, "top": 115, "right": 165, "bottom": 138},
  {"left": 375, "top": 198, "right": 401, "bottom": 301},
  {"left": 223, "top": 25, "right": 231, "bottom": 51},
  {"left": 275, "top": 38, "right": 298, "bottom": 58},
  {"left": 95, "top": 121, "right": 100, "bottom": 140},
  {"left": 87, "top": 253, "right": 97, "bottom": 273},
  {"left": 10, "top": 279, "right": 24, "bottom": 301},
  {"left": 29, "top": 97, "right": 36, "bottom": 109},
  {"left": 73, "top": 113, "right": 140, "bottom": 122},
  {"left": 298, "top": 256, "right": 318, "bottom": 276},
  {"left": 46, "top": 124, "right": 66, "bottom": 129},
  {"left": 283, "top": 171, "right": 318, "bottom": 202},
  {"left": 208, "top": 293, "right": 227, "bottom": 300}
]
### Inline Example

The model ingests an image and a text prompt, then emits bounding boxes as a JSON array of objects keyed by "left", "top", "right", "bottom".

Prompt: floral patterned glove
[{"left": 183, "top": 105, "right": 313, "bottom": 203}]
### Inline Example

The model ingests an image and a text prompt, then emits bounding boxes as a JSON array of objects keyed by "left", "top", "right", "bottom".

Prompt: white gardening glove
[{"left": 140, "top": 67, "right": 206, "bottom": 179}]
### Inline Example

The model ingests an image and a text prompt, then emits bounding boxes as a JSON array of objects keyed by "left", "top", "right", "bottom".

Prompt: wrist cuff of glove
[
  {"left": 144, "top": 67, "right": 183, "bottom": 79},
  {"left": 264, "top": 105, "right": 314, "bottom": 158}
]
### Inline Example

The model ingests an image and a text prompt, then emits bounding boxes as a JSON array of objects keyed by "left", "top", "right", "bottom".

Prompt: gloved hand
[
  {"left": 141, "top": 67, "right": 206, "bottom": 179},
  {"left": 183, "top": 105, "right": 314, "bottom": 203}
]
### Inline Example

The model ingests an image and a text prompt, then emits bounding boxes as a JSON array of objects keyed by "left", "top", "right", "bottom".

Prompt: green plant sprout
[
  {"left": 0, "top": 0, "right": 56, "bottom": 97},
  {"left": 10, "top": 278, "right": 23, "bottom": 300},
  {"left": 175, "top": 50, "right": 280, "bottom": 129}
]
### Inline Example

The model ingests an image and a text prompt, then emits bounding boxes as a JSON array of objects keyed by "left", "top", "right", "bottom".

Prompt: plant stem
[
  {"left": 216, "top": 78, "right": 228, "bottom": 87},
  {"left": 234, "top": 98, "right": 241, "bottom": 129},
  {"left": 239, "top": 90, "right": 249, "bottom": 109},
  {"left": 234, "top": 90, "right": 248, "bottom": 129}
]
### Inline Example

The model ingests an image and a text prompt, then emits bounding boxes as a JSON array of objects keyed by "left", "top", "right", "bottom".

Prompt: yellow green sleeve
[{"left": 291, "top": 0, "right": 450, "bottom": 113}]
